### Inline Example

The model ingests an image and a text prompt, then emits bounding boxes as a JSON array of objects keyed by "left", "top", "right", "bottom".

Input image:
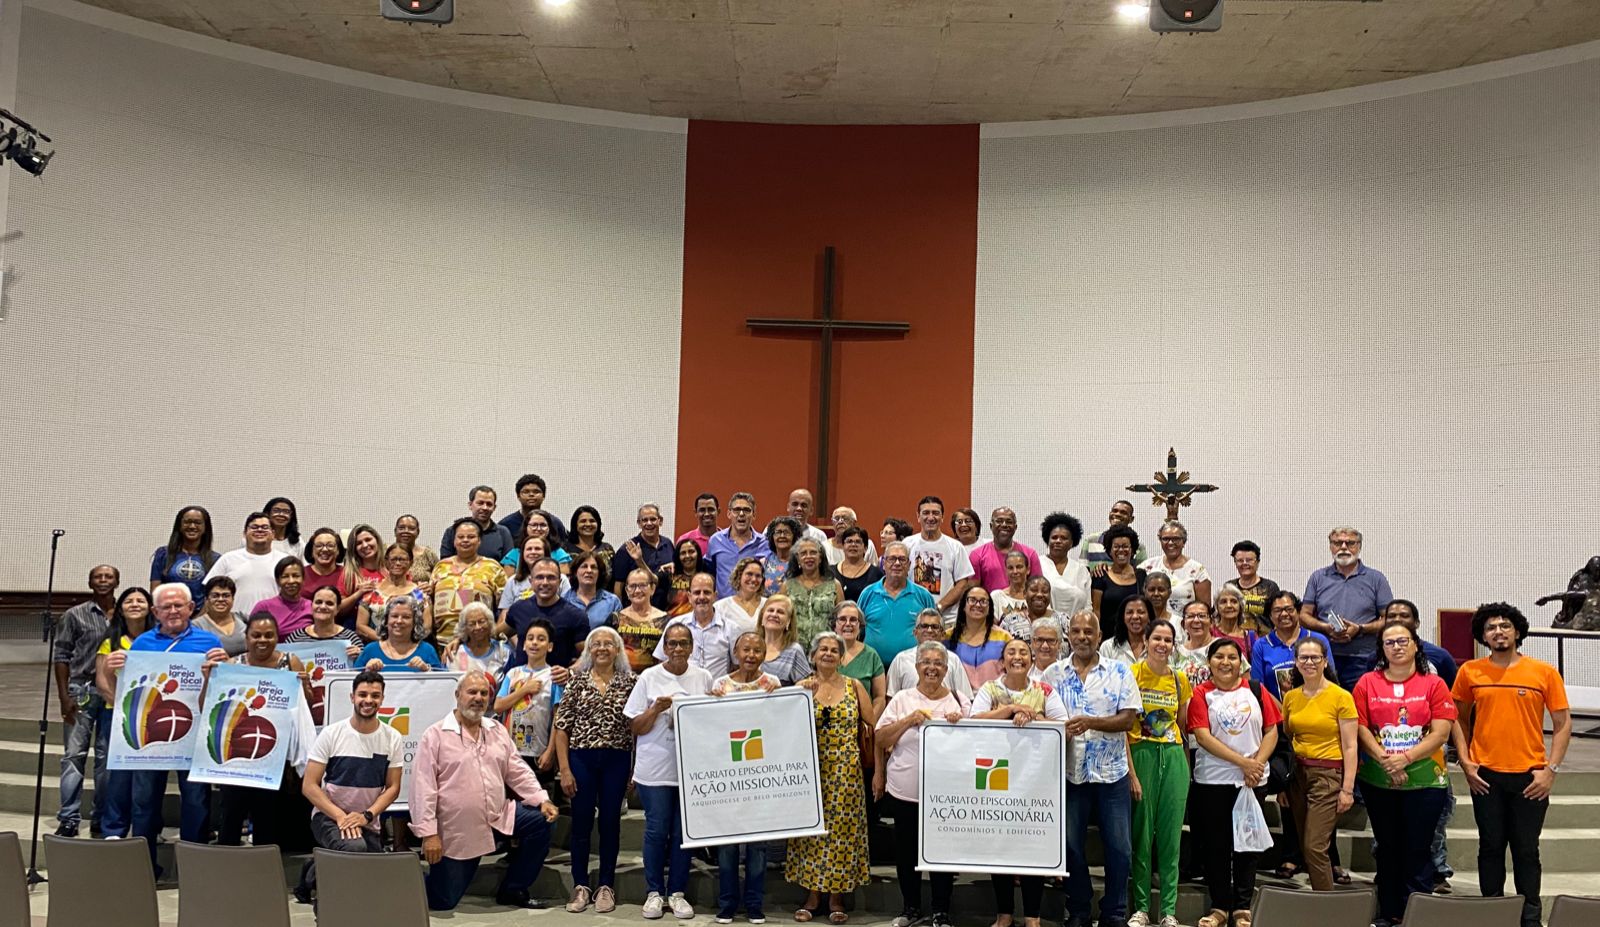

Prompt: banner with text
[
  {"left": 107, "top": 651, "right": 206, "bottom": 771},
  {"left": 188, "top": 663, "right": 303, "bottom": 790},
  {"left": 279, "top": 640, "right": 352, "bottom": 726},
  {"left": 917, "top": 720, "right": 1067, "bottom": 876},
  {"left": 324, "top": 670, "right": 461, "bottom": 811},
  {"left": 673, "top": 688, "right": 825, "bottom": 848}
]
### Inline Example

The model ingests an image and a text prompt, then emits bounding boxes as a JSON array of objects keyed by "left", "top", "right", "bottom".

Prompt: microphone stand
[{"left": 26, "top": 528, "right": 64, "bottom": 886}]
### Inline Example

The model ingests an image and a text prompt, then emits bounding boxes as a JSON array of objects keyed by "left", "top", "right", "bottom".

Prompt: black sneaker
[
  {"left": 931, "top": 913, "right": 954, "bottom": 927},
  {"left": 891, "top": 910, "right": 923, "bottom": 927},
  {"left": 495, "top": 891, "right": 546, "bottom": 909},
  {"left": 292, "top": 885, "right": 312, "bottom": 905},
  {"left": 1433, "top": 876, "right": 1453, "bottom": 894},
  {"left": 53, "top": 823, "right": 78, "bottom": 838}
]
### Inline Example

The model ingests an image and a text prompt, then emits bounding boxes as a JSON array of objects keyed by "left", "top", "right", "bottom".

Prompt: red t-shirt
[{"left": 1352, "top": 670, "right": 1457, "bottom": 789}]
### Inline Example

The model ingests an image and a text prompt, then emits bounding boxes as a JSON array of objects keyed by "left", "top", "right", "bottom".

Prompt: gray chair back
[
  {"left": 1549, "top": 894, "right": 1600, "bottom": 927},
  {"left": 1253, "top": 884, "right": 1375, "bottom": 927},
  {"left": 0, "top": 832, "right": 29, "bottom": 927},
  {"left": 175, "top": 841, "right": 290, "bottom": 927},
  {"left": 43, "top": 834, "right": 158, "bottom": 927},
  {"left": 1402, "top": 894, "right": 1527, "bottom": 927},
  {"left": 312, "top": 848, "right": 428, "bottom": 927}
]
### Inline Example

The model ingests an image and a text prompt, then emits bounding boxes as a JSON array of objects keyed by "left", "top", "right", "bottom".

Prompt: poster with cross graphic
[
  {"left": 107, "top": 651, "right": 206, "bottom": 771},
  {"left": 917, "top": 719, "right": 1068, "bottom": 876},
  {"left": 672, "top": 688, "right": 825, "bottom": 848},
  {"left": 187, "top": 662, "right": 308, "bottom": 790}
]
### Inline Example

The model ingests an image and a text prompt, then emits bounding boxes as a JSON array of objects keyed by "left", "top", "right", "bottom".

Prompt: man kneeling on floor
[
  {"left": 296, "top": 668, "right": 403, "bottom": 904},
  {"left": 411, "top": 669, "right": 560, "bottom": 911}
]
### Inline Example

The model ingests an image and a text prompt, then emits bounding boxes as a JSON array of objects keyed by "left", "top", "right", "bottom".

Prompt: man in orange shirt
[{"left": 1452, "top": 602, "right": 1572, "bottom": 927}]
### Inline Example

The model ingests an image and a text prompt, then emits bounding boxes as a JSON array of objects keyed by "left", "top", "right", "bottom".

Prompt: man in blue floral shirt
[{"left": 1044, "top": 611, "right": 1142, "bottom": 927}]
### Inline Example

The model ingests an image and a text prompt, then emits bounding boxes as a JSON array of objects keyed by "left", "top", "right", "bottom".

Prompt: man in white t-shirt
[
  {"left": 885, "top": 608, "right": 973, "bottom": 698},
  {"left": 295, "top": 668, "right": 403, "bottom": 904},
  {"left": 902, "top": 495, "right": 975, "bottom": 622},
  {"left": 203, "top": 511, "right": 290, "bottom": 616}
]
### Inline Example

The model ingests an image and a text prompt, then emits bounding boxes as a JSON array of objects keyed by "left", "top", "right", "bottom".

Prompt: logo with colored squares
[
  {"left": 975, "top": 757, "right": 1009, "bottom": 790},
  {"left": 729, "top": 729, "right": 764, "bottom": 762},
  {"left": 120, "top": 672, "right": 194, "bottom": 750},
  {"left": 205, "top": 687, "right": 279, "bottom": 764},
  {"left": 378, "top": 706, "right": 410, "bottom": 736}
]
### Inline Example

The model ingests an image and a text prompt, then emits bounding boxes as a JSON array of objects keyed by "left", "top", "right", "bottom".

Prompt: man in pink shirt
[
  {"left": 967, "top": 507, "right": 1043, "bottom": 592},
  {"left": 410, "top": 670, "right": 560, "bottom": 911},
  {"left": 676, "top": 492, "right": 721, "bottom": 554}
]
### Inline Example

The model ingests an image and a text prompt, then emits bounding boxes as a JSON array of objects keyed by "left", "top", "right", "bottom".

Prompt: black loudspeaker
[
  {"left": 380, "top": 0, "right": 453, "bottom": 24},
  {"left": 1150, "top": 0, "right": 1222, "bottom": 33}
]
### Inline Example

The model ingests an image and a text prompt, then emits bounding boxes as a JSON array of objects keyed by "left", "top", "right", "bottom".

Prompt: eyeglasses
[
  {"left": 662, "top": 639, "right": 692, "bottom": 649},
  {"left": 915, "top": 624, "right": 944, "bottom": 632},
  {"left": 1295, "top": 655, "right": 1324, "bottom": 664},
  {"left": 1331, "top": 539, "right": 1361, "bottom": 548},
  {"left": 883, "top": 556, "right": 909, "bottom": 564},
  {"left": 730, "top": 506, "right": 753, "bottom": 515},
  {"left": 1382, "top": 638, "right": 1413, "bottom": 649}
]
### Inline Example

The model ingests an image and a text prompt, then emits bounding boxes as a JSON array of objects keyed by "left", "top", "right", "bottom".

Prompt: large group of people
[{"left": 46, "top": 481, "right": 1573, "bottom": 927}]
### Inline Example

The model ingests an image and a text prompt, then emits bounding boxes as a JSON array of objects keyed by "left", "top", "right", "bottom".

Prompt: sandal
[
  {"left": 829, "top": 910, "right": 849, "bottom": 925},
  {"left": 1198, "top": 910, "right": 1229, "bottom": 927},
  {"left": 1231, "top": 911, "right": 1252, "bottom": 927},
  {"left": 1272, "top": 862, "right": 1300, "bottom": 879},
  {"left": 1334, "top": 867, "right": 1353, "bottom": 885},
  {"left": 795, "top": 909, "right": 816, "bottom": 923}
]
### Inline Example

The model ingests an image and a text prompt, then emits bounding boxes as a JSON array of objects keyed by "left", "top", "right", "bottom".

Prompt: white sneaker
[
  {"left": 1129, "top": 913, "right": 1151, "bottom": 927},
  {"left": 669, "top": 893, "right": 695, "bottom": 919},
  {"left": 1158, "top": 917, "right": 1181, "bottom": 927},
  {"left": 643, "top": 893, "right": 665, "bottom": 919}
]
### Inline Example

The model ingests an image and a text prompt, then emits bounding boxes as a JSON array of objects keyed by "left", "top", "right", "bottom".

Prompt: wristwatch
[
  {"left": 361, "top": 810, "right": 376, "bottom": 823},
  {"left": 1548, "top": 764, "right": 1562, "bottom": 775}
]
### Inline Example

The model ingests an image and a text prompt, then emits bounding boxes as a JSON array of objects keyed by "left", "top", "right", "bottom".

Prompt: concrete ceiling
[{"left": 81, "top": 0, "right": 1600, "bottom": 123}]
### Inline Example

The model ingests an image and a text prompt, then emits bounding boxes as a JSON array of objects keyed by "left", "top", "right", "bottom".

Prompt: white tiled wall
[
  {"left": 0, "top": 8, "right": 686, "bottom": 588},
  {"left": 974, "top": 56, "right": 1600, "bottom": 673}
]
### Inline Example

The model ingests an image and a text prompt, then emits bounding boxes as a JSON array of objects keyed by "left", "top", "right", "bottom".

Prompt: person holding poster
[
  {"left": 358, "top": 597, "right": 443, "bottom": 672},
  {"left": 94, "top": 588, "right": 154, "bottom": 839},
  {"left": 553, "top": 627, "right": 636, "bottom": 915},
  {"left": 294, "top": 668, "right": 403, "bottom": 905},
  {"left": 708, "top": 632, "right": 781, "bottom": 925},
  {"left": 1042, "top": 611, "right": 1140, "bottom": 927},
  {"left": 410, "top": 670, "right": 560, "bottom": 912},
  {"left": 788, "top": 631, "right": 875, "bottom": 925},
  {"left": 1185, "top": 638, "right": 1281, "bottom": 927},
  {"left": 626, "top": 623, "right": 715, "bottom": 919},
  {"left": 873, "top": 640, "right": 968, "bottom": 927},
  {"left": 103, "top": 584, "right": 226, "bottom": 876},
  {"left": 1126, "top": 619, "right": 1193, "bottom": 927},
  {"left": 212, "top": 614, "right": 310, "bottom": 848},
  {"left": 970, "top": 638, "right": 1069, "bottom": 927}
]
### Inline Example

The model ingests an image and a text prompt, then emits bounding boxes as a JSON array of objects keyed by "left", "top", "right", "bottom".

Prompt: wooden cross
[
  {"left": 1126, "top": 447, "right": 1219, "bottom": 522},
  {"left": 746, "top": 246, "right": 911, "bottom": 514}
]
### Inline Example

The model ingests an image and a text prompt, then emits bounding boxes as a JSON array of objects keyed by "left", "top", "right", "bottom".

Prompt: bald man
[{"left": 776, "top": 488, "right": 829, "bottom": 547}]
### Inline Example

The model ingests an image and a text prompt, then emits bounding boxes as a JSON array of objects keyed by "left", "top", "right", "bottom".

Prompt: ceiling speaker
[{"left": 1151, "top": 0, "right": 1222, "bottom": 33}]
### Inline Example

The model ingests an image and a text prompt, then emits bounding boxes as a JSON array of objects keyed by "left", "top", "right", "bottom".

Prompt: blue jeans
[
  {"left": 58, "top": 693, "right": 109, "bottom": 827},
  {"left": 100, "top": 769, "right": 134, "bottom": 837},
  {"left": 637, "top": 784, "right": 691, "bottom": 896},
  {"left": 1066, "top": 775, "right": 1133, "bottom": 922},
  {"left": 569, "top": 748, "right": 630, "bottom": 888},
  {"left": 717, "top": 843, "right": 768, "bottom": 918},
  {"left": 130, "top": 769, "right": 210, "bottom": 875},
  {"left": 1432, "top": 786, "right": 1455, "bottom": 879},
  {"left": 424, "top": 803, "right": 552, "bottom": 911}
]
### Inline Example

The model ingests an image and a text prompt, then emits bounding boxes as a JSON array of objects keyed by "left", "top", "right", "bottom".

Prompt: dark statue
[{"left": 1537, "top": 556, "right": 1600, "bottom": 631}]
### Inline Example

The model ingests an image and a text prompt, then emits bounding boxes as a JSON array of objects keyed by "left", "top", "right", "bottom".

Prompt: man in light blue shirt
[
  {"left": 705, "top": 492, "right": 770, "bottom": 597},
  {"left": 858, "top": 542, "right": 938, "bottom": 665},
  {"left": 1300, "top": 526, "right": 1393, "bottom": 690}
]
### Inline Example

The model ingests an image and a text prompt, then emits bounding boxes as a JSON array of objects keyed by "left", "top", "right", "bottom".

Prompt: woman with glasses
[
  {"left": 1140, "top": 520, "right": 1210, "bottom": 619},
  {"left": 1354, "top": 621, "right": 1458, "bottom": 927},
  {"left": 950, "top": 508, "right": 985, "bottom": 556},
  {"left": 150, "top": 506, "right": 219, "bottom": 605},
  {"left": 1027, "top": 619, "right": 1063, "bottom": 681},
  {"left": 615, "top": 567, "right": 668, "bottom": 673},
  {"left": 788, "top": 632, "right": 874, "bottom": 924},
  {"left": 833, "top": 528, "right": 884, "bottom": 604},
  {"left": 1279, "top": 635, "right": 1357, "bottom": 894},
  {"left": 194, "top": 576, "right": 248, "bottom": 657},
  {"left": 263, "top": 496, "right": 301, "bottom": 557},
  {"left": 357, "top": 544, "right": 433, "bottom": 642},
  {"left": 948, "top": 587, "right": 1011, "bottom": 689},
  {"left": 763, "top": 517, "right": 802, "bottom": 596},
  {"left": 833, "top": 602, "right": 887, "bottom": 718},
  {"left": 785, "top": 537, "right": 843, "bottom": 645}
]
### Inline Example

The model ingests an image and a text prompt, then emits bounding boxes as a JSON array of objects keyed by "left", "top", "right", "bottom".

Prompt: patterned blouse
[
  {"left": 553, "top": 669, "right": 637, "bottom": 751},
  {"left": 783, "top": 577, "right": 842, "bottom": 647},
  {"left": 762, "top": 643, "right": 814, "bottom": 686}
]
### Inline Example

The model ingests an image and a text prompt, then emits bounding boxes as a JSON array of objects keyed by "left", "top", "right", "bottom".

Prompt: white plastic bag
[{"left": 1232, "top": 787, "right": 1274, "bottom": 853}]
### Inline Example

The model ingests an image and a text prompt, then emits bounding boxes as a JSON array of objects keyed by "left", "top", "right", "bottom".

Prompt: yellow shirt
[
  {"left": 430, "top": 557, "right": 508, "bottom": 639},
  {"left": 1130, "top": 660, "right": 1192, "bottom": 745},
  {"left": 96, "top": 635, "right": 133, "bottom": 656},
  {"left": 1281, "top": 683, "right": 1356, "bottom": 762}
]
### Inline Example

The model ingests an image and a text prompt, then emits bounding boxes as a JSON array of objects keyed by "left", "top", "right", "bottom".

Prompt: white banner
[
  {"left": 107, "top": 652, "right": 206, "bottom": 771},
  {"left": 672, "top": 688, "right": 825, "bottom": 848},
  {"left": 323, "top": 670, "right": 461, "bottom": 811},
  {"left": 187, "top": 663, "right": 304, "bottom": 790},
  {"left": 278, "top": 640, "right": 351, "bottom": 726},
  {"left": 917, "top": 720, "right": 1068, "bottom": 876}
]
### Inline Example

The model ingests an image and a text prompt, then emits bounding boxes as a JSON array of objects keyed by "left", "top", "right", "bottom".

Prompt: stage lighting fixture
[
  {"left": 0, "top": 110, "right": 53, "bottom": 177},
  {"left": 1150, "top": 0, "right": 1222, "bottom": 32},
  {"left": 380, "top": 0, "right": 453, "bottom": 25}
]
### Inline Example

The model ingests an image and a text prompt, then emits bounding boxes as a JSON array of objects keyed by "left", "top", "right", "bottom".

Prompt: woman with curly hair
[{"left": 1039, "top": 511, "right": 1091, "bottom": 618}]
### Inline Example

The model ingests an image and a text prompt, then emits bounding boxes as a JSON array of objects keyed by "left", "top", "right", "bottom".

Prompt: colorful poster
[
  {"left": 917, "top": 719, "right": 1068, "bottom": 876},
  {"left": 188, "top": 663, "right": 303, "bottom": 789},
  {"left": 279, "top": 640, "right": 352, "bottom": 726},
  {"left": 107, "top": 651, "right": 206, "bottom": 771},
  {"left": 672, "top": 688, "right": 825, "bottom": 848},
  {"left": 323, "top": 670, "right": 461, "bottom": 811}
]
